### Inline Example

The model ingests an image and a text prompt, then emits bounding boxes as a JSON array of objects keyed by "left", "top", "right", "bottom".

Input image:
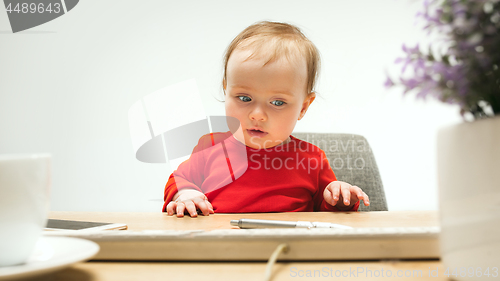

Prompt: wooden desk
[
  {"left": 34, "top": 211, "right": 449, "bottom": 281},
  {"left": 48, "top": 210, "right": 439, "bottom": 231}
]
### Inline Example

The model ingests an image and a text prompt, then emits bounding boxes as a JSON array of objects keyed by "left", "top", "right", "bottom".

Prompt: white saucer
[{"left": 0, "top": 236, "right": 99, "bottom": 280}]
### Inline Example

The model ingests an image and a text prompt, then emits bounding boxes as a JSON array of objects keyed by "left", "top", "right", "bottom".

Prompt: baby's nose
[{"left": 249, "top": 106, "right": 267, "bottom": 121}]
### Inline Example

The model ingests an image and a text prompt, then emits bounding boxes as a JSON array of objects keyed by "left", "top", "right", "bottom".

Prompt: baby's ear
[{"left": 298, "top": 92, "right": 316, "bottom": 120}]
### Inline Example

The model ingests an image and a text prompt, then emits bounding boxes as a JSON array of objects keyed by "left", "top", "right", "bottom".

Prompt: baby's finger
[
  {"left": 183, "top": 200, "right": 198, "bottom": 217},
  {"left": 193, "top": 198, "right": 211, "bottom": 216},
  {"left": 206, "top": 200, "right": 215, "bottom": 214},
  {"left": 323, "top": 187, "right": 337, "bottom": 206},
  {"left": 176, "top": 202, "right": 186, "bottom": 218},
  {"left": 351, "top": 187, "right": 363, "bottom": 205},
  {"left": 199, "top": 194, "right": 214, "bottom": 214},
  {"left": 166, "top": 201, "right": 177, "bottom": 216},
  {"left": 330, "top": 181, "right": 341, "bottom": 201},
  {"left": 352, "top": 186, "right": 370, "bottom": 206},
  {"left": 361, "top": 191, "right": 370, "bottom": 206},
  {"left": 340, "top": 184, "right": 351, "bottom": 206}
]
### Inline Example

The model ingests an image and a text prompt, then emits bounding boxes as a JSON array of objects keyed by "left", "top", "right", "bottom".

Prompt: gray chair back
[{"left": 292, "top": 132, "right": 388, "bottom": 211}]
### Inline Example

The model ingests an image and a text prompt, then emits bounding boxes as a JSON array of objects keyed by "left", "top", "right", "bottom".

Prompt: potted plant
[{"left": 386, "top": 0, "right": 500, "bottom": 280}]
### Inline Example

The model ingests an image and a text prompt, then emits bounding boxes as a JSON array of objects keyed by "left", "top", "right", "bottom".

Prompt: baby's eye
[
  {"left": 271, "top": 100, "right": 286, "bottom": 106},
  {"left": 238, "top": 96, "right": 252, "bottom": 102}
]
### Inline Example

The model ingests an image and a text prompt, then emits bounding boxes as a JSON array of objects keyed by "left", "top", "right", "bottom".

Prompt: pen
[{"left": 230, "top": 219, "right": 353, "bottom": 229}]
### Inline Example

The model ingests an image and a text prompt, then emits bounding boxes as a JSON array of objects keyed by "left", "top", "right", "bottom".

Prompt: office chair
[{"left": 292, "top": 132, "right": 388, "bottom": 211}]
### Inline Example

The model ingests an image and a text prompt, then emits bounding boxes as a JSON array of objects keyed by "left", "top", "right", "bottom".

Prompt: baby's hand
[
  {"left": 323, "top": 181, "right": 370, "bottom": 211},
  {"left": 166, "top": 189, "right": 214, "bottom": 217}
]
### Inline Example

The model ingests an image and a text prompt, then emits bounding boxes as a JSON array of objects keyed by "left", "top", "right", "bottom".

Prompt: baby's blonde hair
[{"left": 223, "top": 21, "right": 320, "bottom": 95}]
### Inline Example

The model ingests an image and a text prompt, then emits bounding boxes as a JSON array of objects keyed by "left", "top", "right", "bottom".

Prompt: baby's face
[{"left": 224, "top": 49, "right": 315, "bottom": 149}]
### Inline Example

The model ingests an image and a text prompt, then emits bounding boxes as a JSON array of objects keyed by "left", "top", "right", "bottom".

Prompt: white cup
[{"left": 0, "top": 154, "right": 51, "bottom": 267}]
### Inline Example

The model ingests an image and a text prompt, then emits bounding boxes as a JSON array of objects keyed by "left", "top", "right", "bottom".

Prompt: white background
[{"left": 0, "top": 0, "right": 462, "bottom": 212}]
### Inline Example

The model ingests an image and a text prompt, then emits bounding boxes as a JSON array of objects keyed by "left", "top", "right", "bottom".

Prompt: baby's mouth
[{"left": 247, "top": 128, "right": 268, "bottom": 138}]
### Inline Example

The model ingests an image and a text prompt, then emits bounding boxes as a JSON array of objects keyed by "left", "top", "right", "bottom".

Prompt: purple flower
[
  {"left": 386, "top": 0, "right": 500, "bottom": 119},
  {"left": 384, "top": 76, "right": 395, "bottom": 88}
]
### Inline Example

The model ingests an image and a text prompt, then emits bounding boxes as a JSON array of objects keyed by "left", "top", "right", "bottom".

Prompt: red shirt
[{"left": 162, "top": 132, "right": 359, "bottom": 213}]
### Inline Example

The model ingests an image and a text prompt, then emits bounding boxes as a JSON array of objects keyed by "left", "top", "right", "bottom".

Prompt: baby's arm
[
  {"left": 166, "top": 189, "right": 214, "bottom": 217},
  {"left": 163, "top": 134, "right": 216, "bottom": 217},
  {"left": 323, "top": 181, "right": 370, "bottom": 211}
]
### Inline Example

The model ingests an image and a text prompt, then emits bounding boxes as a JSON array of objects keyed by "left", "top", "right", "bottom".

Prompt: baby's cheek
[{"left": 225, "top": 107, "right": 243, "bottom": 122}]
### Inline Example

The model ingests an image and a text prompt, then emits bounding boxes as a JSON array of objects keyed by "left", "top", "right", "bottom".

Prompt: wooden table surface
[
  {"left": 48, "top": 210, "right": 439, "bottom": 231},
  {"left": 28, "top": 211, "right": 450, "bottom": 281}
]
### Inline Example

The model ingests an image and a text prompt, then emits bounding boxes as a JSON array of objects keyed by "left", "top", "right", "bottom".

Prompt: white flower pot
[{"left": 437, "top": 115, "right": 500, "bottom": 280}]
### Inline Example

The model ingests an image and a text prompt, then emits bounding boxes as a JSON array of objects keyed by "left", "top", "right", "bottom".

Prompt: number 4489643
[
  {"left": 444, "top": 267, "right": 498, "bottom": 278},
  {"left": 5, "top": 2, "right": 62, "bottom": 14}
]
